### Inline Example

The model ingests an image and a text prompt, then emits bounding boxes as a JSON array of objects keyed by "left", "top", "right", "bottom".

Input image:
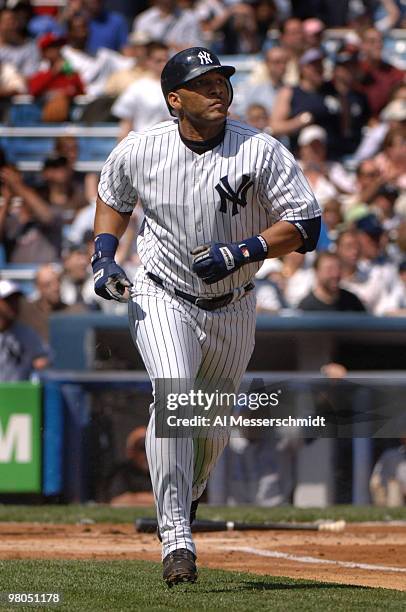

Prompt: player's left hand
[{"left": 191, "top": 242, "right": 248, "bottom": 284}]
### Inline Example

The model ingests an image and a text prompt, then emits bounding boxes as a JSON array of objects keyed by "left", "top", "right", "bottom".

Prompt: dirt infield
[{"left": 0, "top": 522, "right": 405, "bottom": 591}]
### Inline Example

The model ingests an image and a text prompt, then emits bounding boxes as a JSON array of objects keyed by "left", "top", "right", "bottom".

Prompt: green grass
[
  {"left": 0, "top": 504, "right": 405, "bottom": 524},
  {"left": 0, "top": 507, "right": 405, "bottom": 610},
  {"left": 0, "top": 560, "right": 404, "bottom": 612}
]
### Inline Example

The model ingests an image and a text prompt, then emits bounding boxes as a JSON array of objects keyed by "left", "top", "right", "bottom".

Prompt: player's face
[{"left": 170, "top": 71, "right": 229, "bottom": 125}]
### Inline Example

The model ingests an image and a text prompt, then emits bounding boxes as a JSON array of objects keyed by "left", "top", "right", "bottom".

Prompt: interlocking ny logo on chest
[{"left": 215, "top": 174, "right": 254, "bottom": 216}]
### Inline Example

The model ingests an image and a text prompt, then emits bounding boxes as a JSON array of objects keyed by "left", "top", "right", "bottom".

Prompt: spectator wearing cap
[
  {"left": 357, "top": 28, "right": 404, "bottom": 118},
  {"left": 323, "top": 51, "right": 370, "bottom": 159},
  {"left": 297, "top": 125, "right": 337, "bottom": 206},
  {"left": 0, "top": 279, "right": 49, "bottom": 381},
  {"left": 235, "top": 46, "right": 288, "bottom": 118},
  {"left": 298, "top": 125, "right": 355, "bottom": 196},
  {"left": 371, "top": 185, "right": 402, "bottom": 233},
  {"left": 112, "top": 41, "right": 170, "bottom": 141},
  {"left": 0, "top": 165, "right": 63, "bottom": 263},
  {"left": 104, "top": 31, "right": 151, "bottom": 97},
  {"left": 19, "top": 263, "right": 86, "bottom": 342},
  {"left": 272, "top": 48, "right": 359, "bottom": 159},
  {"left": 356, "top": 213, "right": 398, "bottom": 301},
  {"left": 132, "top": 0, "right": 204, "bottom": 54},
  {"left": 62, "top": 13, "right": 133, "bottom": 97},
  {"left": 272, "top": 49, "right": 368, "bottom": 159},
  {"left": 337, "top": 228, "right": 386, "bottom": 314},
  {"left": 28, "top": 33, "right": 84, "bottom": 117},
  {"left": 0, "top": 7, "right": 39, "bottom": 76},
  {"left": 299, "top": 251, "right": 366, "bottom": 312}
]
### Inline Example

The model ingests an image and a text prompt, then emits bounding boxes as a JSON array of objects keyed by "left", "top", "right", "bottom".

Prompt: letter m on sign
[{"left": 0, "top": 415, "right": 32, "bottom": 462}]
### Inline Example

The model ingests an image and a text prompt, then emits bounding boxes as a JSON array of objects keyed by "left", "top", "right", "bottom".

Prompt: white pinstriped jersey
[{"left": 98, "top": 118, "right": 321, "bottom": 297}]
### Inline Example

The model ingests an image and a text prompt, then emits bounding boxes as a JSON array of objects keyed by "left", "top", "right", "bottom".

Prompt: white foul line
[{"left": 225, "top": 546, "right": 406, "bottom": 574}]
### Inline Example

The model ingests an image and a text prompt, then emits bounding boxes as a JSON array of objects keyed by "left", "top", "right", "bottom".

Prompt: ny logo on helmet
[
  {"left": 198, "top": 50, "right": 213, "bottom": 65},
  {"left": 215, "top": 175, "right": 254, "bottom": 216}
]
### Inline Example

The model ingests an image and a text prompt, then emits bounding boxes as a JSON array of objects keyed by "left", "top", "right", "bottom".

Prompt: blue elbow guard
[{"left": 287, "top": 216, "right": 321, "bottom": 253}]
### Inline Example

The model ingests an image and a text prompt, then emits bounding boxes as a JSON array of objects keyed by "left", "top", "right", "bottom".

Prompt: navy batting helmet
[{"left": 161, "top": 47, "right": 235, "bottom": 116}]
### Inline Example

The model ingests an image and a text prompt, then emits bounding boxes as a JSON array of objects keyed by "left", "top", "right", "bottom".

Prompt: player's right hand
[{"left": 91, "top": 255, "right": 132, "bottom": 302}]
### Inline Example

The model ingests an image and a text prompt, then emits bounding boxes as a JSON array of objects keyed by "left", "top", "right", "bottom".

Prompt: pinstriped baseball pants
[{"left": 128, "top": 270, "right": 256, "bottom": 558}]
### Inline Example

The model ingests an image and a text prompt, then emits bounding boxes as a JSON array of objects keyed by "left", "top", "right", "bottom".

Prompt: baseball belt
[{"left": 146, "top": 272, "right": 254, "bottom": 311}]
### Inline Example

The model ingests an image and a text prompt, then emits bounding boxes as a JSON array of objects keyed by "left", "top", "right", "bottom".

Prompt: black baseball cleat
[
  {"left": 157, "top": 495, "right": 203, "bottom": 542},
  {"left": 162, "top": 548, "right": 197, "bottom": 587}
]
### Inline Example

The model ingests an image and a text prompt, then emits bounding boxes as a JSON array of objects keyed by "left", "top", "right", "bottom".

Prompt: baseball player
[{"left": 92, "top": 47, "right": 321, "bottom": 586}]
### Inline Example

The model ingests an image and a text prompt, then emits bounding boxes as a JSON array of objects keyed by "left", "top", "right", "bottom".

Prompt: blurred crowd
[
  {"left": 0, "top": 1, "right": 404, "bottom": 112},
  {"left": 0, "top": 0, "right": 405, "bottom": 380}
]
